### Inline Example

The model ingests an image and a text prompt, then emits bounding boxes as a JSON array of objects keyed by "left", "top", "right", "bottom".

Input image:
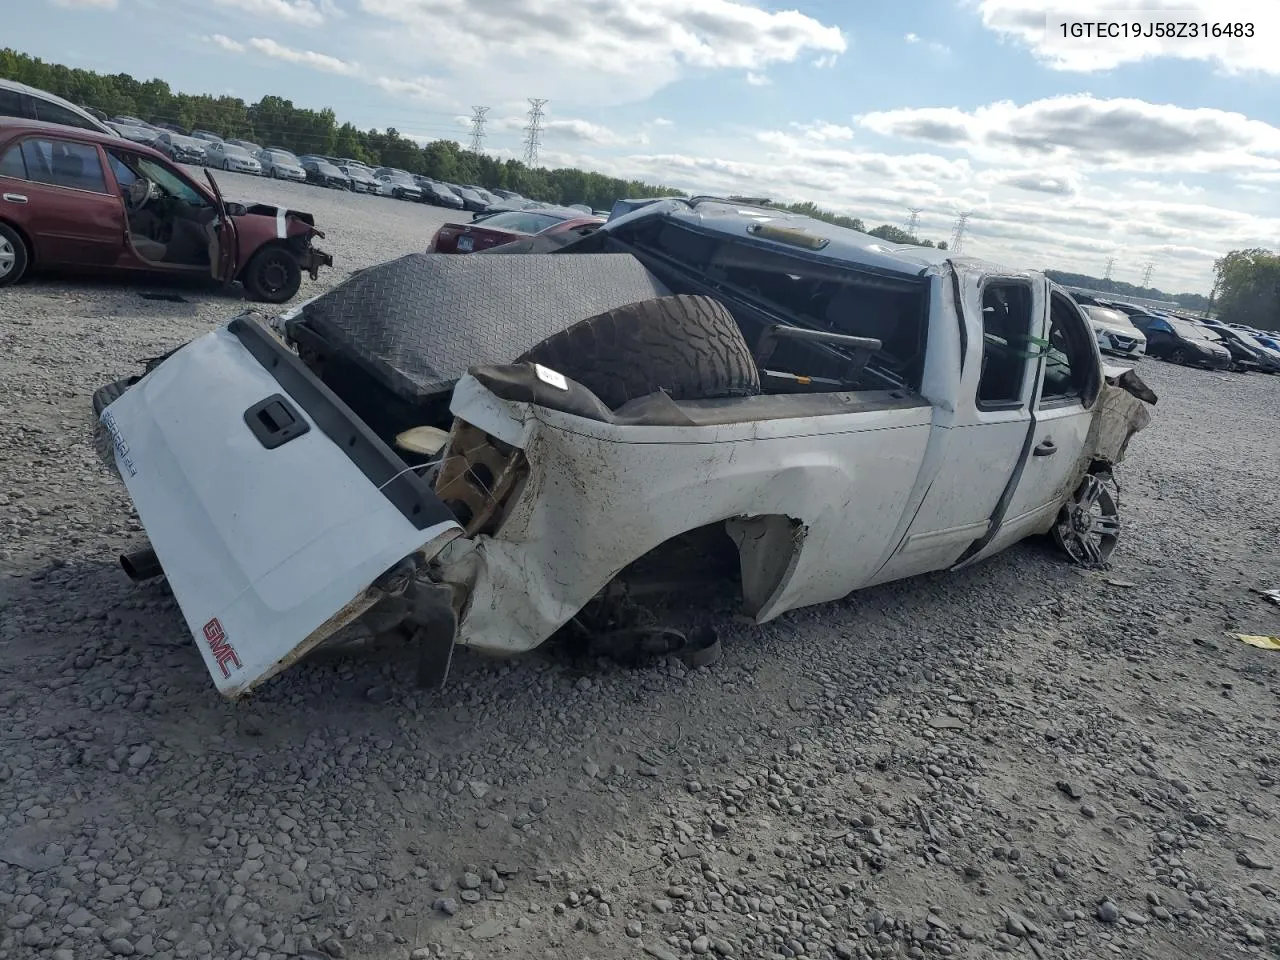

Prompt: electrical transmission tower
[
  {"left": 467, "top": 106, "right": 489, "bottom": 154},
  {"left": 522, "top": 98, "right": 549, "bottom": 167},
  {"left": 904, "top": 207, "right": 922, "bottom": 237},
  {"left": 1103, "top": 257, "right": 1116, "bottom": 280},
  {"left": 950, "top": 212, "right": 971, "bottom": 254},
  {"left": 1141, "top": 261, "right": 1154, "bottom": 287}
]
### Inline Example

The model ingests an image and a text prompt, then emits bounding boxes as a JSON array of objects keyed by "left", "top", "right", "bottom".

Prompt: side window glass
[
  {"left": 32, "top": 98, "right": 98, "bottom": 131},
  {"left": 107, "top": 152, "right": 137, "bottom": 190},
  {"left": 21, "top": 139, "right": 108, "bottom": 193},
  {"left": 0, "top": 144, "right": 26, "bottom": 179},
  {"left": 0, "top": 88, "right": 27, "bottom": 119},
  {"left": 1041, "top": 292, "right": 1096, "bottom": 403},
  {"left": 976, "top": 282, "right": 1034, "bottom": 409}
]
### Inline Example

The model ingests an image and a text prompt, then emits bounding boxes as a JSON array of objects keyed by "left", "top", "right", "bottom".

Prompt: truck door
[
  {"left": 960, "top": 285, "right": 1102, "bottom": 563},
  {"left": 868, "top": 270, "right": 1045, "bottom": 583}
]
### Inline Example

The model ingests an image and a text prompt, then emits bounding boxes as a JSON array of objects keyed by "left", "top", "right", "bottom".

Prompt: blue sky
[{"left": 13, "top": 0, "right": 1280, "bottom": 292}]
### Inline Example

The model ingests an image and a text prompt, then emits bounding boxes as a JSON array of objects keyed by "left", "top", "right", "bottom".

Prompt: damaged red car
[
  {"left": 428, "top": 208, "right": 604, "bottom": 254},
  {"left": 0, "top": 118, "right": 332, "bottom": 302}
]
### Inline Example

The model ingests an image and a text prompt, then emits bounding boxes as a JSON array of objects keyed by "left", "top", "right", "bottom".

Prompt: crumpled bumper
[{"left": 303, "top": 246, "right": 334, "bottom": 280}]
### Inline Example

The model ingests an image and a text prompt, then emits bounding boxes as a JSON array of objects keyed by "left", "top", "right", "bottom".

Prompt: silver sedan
[{"left": 256, "top": 148, "right": 308, "bottom": 182}]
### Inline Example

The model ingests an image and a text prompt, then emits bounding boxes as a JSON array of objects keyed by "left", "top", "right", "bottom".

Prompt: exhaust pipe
[{"left": 120, "top": 547, "right": 162, "bottom": 582}]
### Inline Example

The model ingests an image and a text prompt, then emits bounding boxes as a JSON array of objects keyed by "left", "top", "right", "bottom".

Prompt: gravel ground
[{"left": 2, "top": 173, "right": 1279, "bottom": 960}]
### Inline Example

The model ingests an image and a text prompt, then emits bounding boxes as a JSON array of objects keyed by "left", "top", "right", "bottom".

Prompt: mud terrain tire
[
  {"left": 517, "top": 295, "right": 760, "bottom": 410},
  {"left": 91, "top": 377, "right": 140, "bottom": 480}
]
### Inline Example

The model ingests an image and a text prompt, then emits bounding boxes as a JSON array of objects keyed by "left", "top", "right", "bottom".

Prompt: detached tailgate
[{"left": 100, "top": 314, "right": 461, "bottom": 698}]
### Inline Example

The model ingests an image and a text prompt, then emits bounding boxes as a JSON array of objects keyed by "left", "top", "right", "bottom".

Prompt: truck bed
[{"left": 284, "top": 252, "right": 671, "bottom": 404}]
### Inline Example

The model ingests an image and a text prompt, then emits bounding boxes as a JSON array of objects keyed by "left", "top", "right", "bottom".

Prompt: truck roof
[{"left": 614, "top": 197, "right": 959, "bottom": 278}]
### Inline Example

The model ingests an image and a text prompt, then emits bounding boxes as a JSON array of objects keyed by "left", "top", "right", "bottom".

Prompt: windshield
[
  {"left": 474, "top": 211, "right": 564, "bottom": 233},
  {"left": 266, "top": 150, "right": 297, "bottom": 162},
  {"left": 222, "top": 144, "right": 249, "bottom": 158},
  {"left": 110, "top": 151, "right": 207, "bottom": 205},
  {"left": 1168, "top": 318, "right": 1210, "bottom": 340},
  {"left": 1230, "top": 329, "right": 1267, "bottom": 350},
  {"left": 1083, "top": 306, "right": 1137, "bottom": 331}
]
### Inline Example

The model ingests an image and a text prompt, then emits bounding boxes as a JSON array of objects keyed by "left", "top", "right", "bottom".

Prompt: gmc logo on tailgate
[{"left": 203, "top": 618, "right": 243, "bottom": 678}]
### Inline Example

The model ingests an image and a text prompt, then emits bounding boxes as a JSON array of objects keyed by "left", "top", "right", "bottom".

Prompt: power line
[
  {"left": 522, "top": 98, "right": 549, "bottom": 167},
  {"left": 904, "top": 207, "right": 922, "bottom": 237},
  {"left": 950, "top": 212, "right": 971, "bottom": 254},
  {"left": 1103, "top": 257, "right": 1116, "bottom": 280},
  {"left": 467, "top": 106, "right": 489, "bottom": 154}
]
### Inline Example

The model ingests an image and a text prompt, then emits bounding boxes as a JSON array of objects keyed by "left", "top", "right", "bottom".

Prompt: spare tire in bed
[{"left": 516, "top": 294, "right": 760, "bottom": 410}]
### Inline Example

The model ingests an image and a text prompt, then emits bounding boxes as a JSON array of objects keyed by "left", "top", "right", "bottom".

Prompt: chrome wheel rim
[
  {"left": 1053, "top": 475, "right": 1120, "bottom": 566},
  {"left": 0, "top": 236, "right": 15, "bottom": 276}
]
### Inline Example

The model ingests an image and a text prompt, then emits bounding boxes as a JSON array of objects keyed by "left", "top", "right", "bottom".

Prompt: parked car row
[
  {"left": 2, "top": 80, "right": 610, "bottom": 227},
  {"left": 1070, "top": 291, "right": 1280, "bottom": 374}
]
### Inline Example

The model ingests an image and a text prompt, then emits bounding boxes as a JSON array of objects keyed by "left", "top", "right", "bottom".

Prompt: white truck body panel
[
  {"left": 100, "top": 327, "right": 460, "bottom": 697},
  {"left": 438, "top": 374, "right": 934, "bottom": 656}
]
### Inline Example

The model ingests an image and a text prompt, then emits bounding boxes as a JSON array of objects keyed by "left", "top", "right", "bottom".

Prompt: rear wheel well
[
  {"left": 0, "top": 218, "right": 34, "bottom": 266},
  {"left": 597, "top": 513, "right": 805, "bottom": 621}
]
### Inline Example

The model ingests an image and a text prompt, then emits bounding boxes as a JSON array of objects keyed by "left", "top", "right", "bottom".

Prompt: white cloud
[
  {"left": 977, "top": 0, "right": 1280, "bottom": 74},
  {"left": 905, "top": 31, "right": 950, "bottom": 54},
  {"left": 210, "top": 32, "right": 458, "bottom": 106},
  {"left": 372, "top": 75, "right": 447, "bottom": 100},
  {"left": 1239, "top": 184, "right": 1269, "bottom": 193},
  {"left": 756, "top": 129, "right": 972, "bottom": 184},
  {"left": 545, "top": 118, "right": 634, "bottom": 146},
  {"left": 792, "top": 121, "right": 855, "bottom": 142},
  {"left": 211, "top": 0, "right": 327, "bottom": 25},
  {"left": 746, "top": 72, "right": 771, "bottom": 86},
  {"left": 206, "top": 33, "right": 245, "bottom": 52},
  {"left": 995, "top": 170, "right": 1079, "bottom": 195},
  {"left": 49, "top": 0, "right": 116, "bottom": 7},
  {"left": 1124, "top": 178, "right": 1204, "bottom": 196},
  {"left": 244, "top": 36, "right": 359, "bottom": 74},
  {"left": 651, "top": 118, "right": 674, "bottom": 127},
  {"left": 858, "top": 94, "right": 1280, "bottom": 174},
  {"left": 356, "top": 0, "right": 845, "bottom": 104},
  {"left": 489, "top": 113, "right": 642, "bottom": 147}
]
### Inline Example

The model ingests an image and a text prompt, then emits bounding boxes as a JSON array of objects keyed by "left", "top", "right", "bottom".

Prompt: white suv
[{"left": 0, "top": 79, "right": 113, "bottom": 135}]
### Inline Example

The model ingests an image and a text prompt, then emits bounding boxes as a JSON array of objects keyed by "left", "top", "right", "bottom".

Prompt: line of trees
[
  {"left": 1044, "top": 268, "right": 1210, "bottom": 312},
  {"left": 1, "top": 47, "right": 948, "bottom": 246},
  {"left": 1212, "top": 249, "right": 1280, "bottom": 331}
]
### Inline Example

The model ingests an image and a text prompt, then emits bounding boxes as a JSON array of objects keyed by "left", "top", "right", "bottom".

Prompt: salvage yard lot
[{"left": 1, "top": 174, "right": 1279, "bottom": 960}]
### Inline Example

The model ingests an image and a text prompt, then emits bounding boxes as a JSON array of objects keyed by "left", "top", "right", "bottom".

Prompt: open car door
[{"left": 204, "top": 169, "right": 238, "bottom": 283}]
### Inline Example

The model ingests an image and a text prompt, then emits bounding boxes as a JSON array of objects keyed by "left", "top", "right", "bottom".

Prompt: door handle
[
  {"left": 244, "top": 394, "right": 310, "bottom": 449},
  {"left": 1034, "top": 439, "right": 1058, "bottom": 457},
  {"left": 2, "top": 193, "right": 28, "bottom": 203}
]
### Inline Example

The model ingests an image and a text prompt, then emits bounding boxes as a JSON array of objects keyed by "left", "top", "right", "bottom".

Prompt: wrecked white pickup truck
[{"left": 94, "top": 197, "right": 1155, "bottom": 699}]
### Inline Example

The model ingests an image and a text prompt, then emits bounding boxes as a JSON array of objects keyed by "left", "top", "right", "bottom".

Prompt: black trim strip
[
  {"left": 951, "top": 268, "right": 968, "bottom": 373},
  {"left": 228, "top": 314, "right": 457, "bottom": 532},
  {"left": 953, "top": 416, "right": 1038, "bottom": 566}
]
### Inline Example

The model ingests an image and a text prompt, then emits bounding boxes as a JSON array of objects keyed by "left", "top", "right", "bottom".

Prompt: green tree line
[
  {"left": 1, "top": 46, "right": 945, "bottom": 245},
  {"left": 1212, "top": 249, "right": 1280, "bottom": 331},
  {"left": 1043, "top": 268, "right": 1210, "bottom": 312}
]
